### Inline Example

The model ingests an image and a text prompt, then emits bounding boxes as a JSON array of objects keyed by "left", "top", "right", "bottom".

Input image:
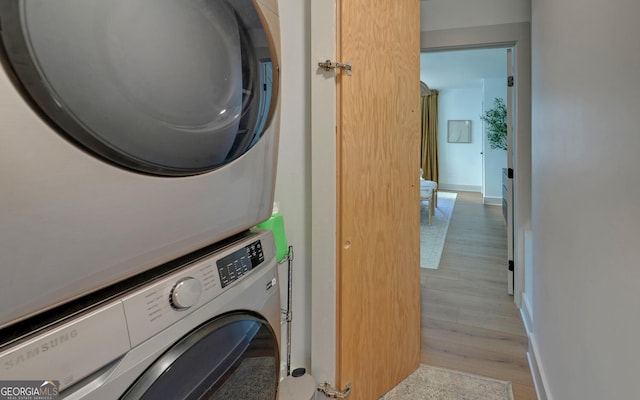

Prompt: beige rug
[
  {"left": 380, "top": 365, "right": 514, "bottom": 400},
  {"left": 421, "top": 192, "right": 457, "bottom": 269}
]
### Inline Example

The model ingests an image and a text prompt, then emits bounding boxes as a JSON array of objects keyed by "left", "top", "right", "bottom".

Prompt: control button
[{"left": 170, "top": 277, "right": 202, "bottom": 310}]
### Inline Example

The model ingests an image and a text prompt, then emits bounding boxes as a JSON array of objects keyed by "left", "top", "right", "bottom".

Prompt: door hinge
[
  {"left": 317, "top": 382, "right": 352, "bottom": 399},
  {"left": 508, "top": 260, "right": 514, "bottom": 272},
  {"left": 508, "top": 75, "right": 514, "bottom": 87},
  {"left": 318, "top": 60, "right": 352, "bottom": 76},
  {"left": 507, "top": 168, "right": 514, "bottom": 179}
]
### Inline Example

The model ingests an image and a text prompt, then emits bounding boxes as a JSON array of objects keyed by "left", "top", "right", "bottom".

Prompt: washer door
[
  {"left": 121, "top": 312, "right": 279, "bottom": 400},
  {"left": 0, "top": 0, "right": 278, "bottom": 176}
]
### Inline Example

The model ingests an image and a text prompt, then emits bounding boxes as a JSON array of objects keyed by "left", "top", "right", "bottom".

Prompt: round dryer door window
[
  {"left": 121, "top": 312, "right": 279, "bottom": 399},
  {"left": 0, "top": 0, "right": 279, "bottom": 176}
]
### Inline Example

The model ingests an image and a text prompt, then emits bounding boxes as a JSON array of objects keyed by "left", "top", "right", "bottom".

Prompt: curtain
[{"left": 420, "top": 89, "right": 439, "bottom": 182}]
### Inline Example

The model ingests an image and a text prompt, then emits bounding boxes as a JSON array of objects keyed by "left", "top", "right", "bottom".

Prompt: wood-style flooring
[{"left": 421, "top": 191, "right": 537, "bottom": 399}]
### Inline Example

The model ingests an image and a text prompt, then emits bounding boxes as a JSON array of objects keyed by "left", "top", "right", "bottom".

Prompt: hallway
[{"left": 420, "top": 191, "right": 536, "bottom": 399}]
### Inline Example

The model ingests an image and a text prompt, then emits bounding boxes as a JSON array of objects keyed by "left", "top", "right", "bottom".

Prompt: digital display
[{"left": 216, "top": 240, "right": 264, "bottom": 288}]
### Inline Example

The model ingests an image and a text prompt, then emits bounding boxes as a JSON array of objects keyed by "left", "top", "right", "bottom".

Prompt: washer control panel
[
  {"left": 121, "top": 232, "right": 273, "bottom": 347},
  {"left": 216, "top": 240, "right": 264, "bottom": 288}
]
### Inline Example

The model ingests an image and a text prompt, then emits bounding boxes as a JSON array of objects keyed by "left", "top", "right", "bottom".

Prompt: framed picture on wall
[{"left": 447, "top": 120, "right": 472, "bottom": 143}]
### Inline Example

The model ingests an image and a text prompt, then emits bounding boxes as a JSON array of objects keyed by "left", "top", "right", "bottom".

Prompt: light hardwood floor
[{"left": 421, "top": 191, "right": 537, "bottom": 399}]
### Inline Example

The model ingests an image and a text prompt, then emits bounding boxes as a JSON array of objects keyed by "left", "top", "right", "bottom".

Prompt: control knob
[{"left": 170, "top": 277, "right": 202, "bottom": 310}]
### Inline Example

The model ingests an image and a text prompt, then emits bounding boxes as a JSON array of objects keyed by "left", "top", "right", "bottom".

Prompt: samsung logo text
[{"left": 3, "top": 330, "right": 78, "bottom": 370}]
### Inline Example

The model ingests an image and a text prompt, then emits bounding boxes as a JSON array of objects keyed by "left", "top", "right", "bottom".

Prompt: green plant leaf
[{"left": 480, "top": 97, "right": 507, "bottom": 150}]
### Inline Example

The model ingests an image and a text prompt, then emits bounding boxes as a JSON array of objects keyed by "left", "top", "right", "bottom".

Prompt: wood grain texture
[
  {"left": 421, "top": 191, "right": 537, "bottom": 399},
  {"left": 337, "top": 1, "right": 422, "bottom": 399}
]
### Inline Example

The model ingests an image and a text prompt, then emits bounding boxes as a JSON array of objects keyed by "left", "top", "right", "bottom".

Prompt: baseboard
[
  {"left": 520, "top": 305, "right": 551, "bottom": 400},
  {"left": 483, "top": 196, "right": 502, "bottom": 206},
  {"left": 527, "top": 335, "right": 553, "bottom": 400},
  {"left": 438, "top": 184, "right": 481, "bottom": 192},
  {"left": 520, "top": 295, "right": 533, "bottom": 335}
]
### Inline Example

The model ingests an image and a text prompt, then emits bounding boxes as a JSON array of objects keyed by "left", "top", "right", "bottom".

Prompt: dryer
[
  {"left": 0, "top": 0, "right": 281, "bottom": 329},
  {"left": 0, "top": 229, "right": 281, "bottom": 399}
]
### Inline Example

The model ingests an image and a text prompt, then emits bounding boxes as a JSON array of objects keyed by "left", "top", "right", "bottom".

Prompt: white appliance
[
  {"left": 0, "top": 0, "right": 281, "bottom": 329},
  {"left": 0, "top": 230, "right": 282, "bottom": 399}
]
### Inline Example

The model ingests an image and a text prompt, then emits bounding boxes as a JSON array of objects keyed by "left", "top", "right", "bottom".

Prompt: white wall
[
  {"left": 531, "top": 0, "right": 640, "bottom": 398},
  {"left": 421, "top": 0, "right": 530, "bottom": 31},
  {"left": 482, "top": 77, "right": 507, "bottom": 201},
  {"left": 272, "top": 0, "right": 312, "bottom": 373},
  {"left": 437, "top": 88, "right": 483, "bottom": 191}
]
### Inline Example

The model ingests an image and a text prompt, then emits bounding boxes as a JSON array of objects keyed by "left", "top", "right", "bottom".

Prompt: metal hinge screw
[
  {"left": 317, "top": 382, "right": 352, "bottom": 398},
  {"left": 318, "top": 60, "right": 353, "bottom": 76}
]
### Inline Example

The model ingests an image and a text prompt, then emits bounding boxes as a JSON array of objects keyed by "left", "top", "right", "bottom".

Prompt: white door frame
[
  {"left": 310, "top": 0, "right": 338, "bottom": 386},
  {"left": 507, "top": 47, "right": 515, "bottom": 295}
]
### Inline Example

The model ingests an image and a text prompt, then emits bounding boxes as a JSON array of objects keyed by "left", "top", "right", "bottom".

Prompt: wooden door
[{"left": 336, "top": 1, "right": 421, "bottom": 399}]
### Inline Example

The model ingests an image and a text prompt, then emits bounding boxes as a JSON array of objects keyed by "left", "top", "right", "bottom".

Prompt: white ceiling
[{"left": 420, "top": 47, "right": 508, "bottom": 90}]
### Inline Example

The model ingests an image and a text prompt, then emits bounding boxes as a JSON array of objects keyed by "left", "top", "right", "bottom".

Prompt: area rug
[
  {"left": 421, "top": 191, "right": 457, "bottom": 269},
  {"left": 380, "top": 365, "right": 514, "bottom": 400}
]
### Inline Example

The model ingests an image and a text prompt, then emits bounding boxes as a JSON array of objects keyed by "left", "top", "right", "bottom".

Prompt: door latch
[
  {"left": 317, "top": 382, "right": 352, "bottom": 398},
  {"left": 318, "top": 60, "right": 352, "bottom": 76}
]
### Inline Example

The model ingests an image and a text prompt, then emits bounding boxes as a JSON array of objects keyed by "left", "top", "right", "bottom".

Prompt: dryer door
[
  {"left": 0, "top": 0, "right": 278, "bottom": 176},
  {"left": 121, "top": 312, "right": 279, "bottom": 400}
]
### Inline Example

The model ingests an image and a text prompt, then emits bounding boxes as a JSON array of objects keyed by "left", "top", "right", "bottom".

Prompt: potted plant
[{"left": 481, "top": 97, "right": 507, "bottom": 150}]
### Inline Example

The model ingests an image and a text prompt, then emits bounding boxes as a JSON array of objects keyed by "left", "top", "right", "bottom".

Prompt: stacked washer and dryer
[{"left": 0, "top": 1, "right": 309, "bottom": 398}]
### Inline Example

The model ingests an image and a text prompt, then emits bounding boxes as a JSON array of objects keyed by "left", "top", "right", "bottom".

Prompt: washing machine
[
  {"left": 0, "top": 229, "right": 283, "bottom": 399},
  {"left": 0, "top": 0, "right": 281, "bottom": 331}
]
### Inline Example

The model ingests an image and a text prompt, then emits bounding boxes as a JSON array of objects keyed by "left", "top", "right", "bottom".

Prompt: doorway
[
  {"left": 420, "top": 47, "right": 509, "bottom": 204},
  {"left": 420, "top": 22, "right": 532, "bottom": 307},
  {"left": 419, "top": 48, "right": 512, "bottom": 291}
]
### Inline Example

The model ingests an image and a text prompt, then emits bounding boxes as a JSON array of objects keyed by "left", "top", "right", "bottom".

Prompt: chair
[
  {"left": 420, "top": 179, "right": 438, "bottom": 208},
  {"left": 420, "top": 186, "right": 434, "bottom": 225},
  {"left": 419, "top": 174, "right": 437, "bottom": 225}
]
